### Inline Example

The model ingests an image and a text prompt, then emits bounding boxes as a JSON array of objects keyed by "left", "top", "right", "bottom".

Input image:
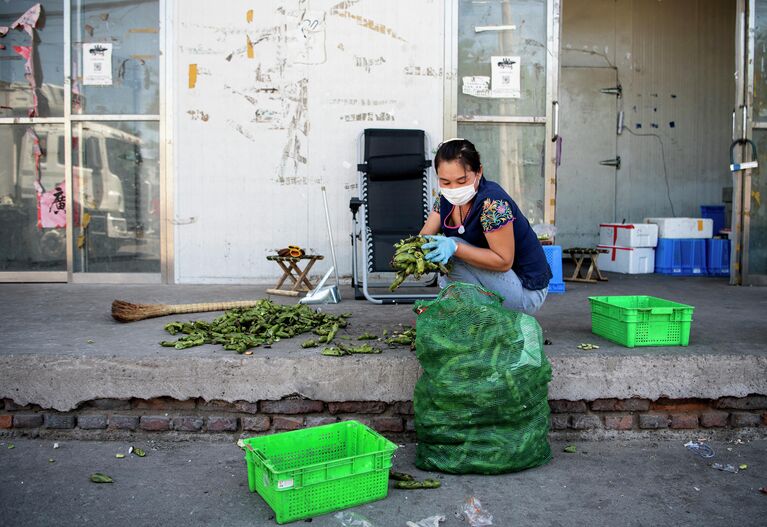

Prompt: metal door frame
[
  {"left": 0, "top": 0, "right": 169, "bottom": 284},
  {"left": 444, "top": 0, "right": 561, "bottom": 226}
]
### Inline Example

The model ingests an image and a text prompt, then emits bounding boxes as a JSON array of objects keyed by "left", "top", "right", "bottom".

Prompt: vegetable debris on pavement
[{"left": 159, "top": 300, "right": 351, "bottom": 354}]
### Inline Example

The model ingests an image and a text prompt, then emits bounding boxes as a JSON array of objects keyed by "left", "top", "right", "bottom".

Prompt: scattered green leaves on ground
[
  {"left": 90, "top": 473, "right": 113, "bottom": 483},
  {"left": 115, "top": 453, "right": 125, "bottom": 459},
  {"left": 7, "top": 444, "right": 14, "bottom": 449},
  {"left": 385, "top": 326, "right": 416, "bottom": 349},
  {"left": 563, "top": 445, "right": 577, "bottom": 454},
  {"left": 577, "top": 343, "right": 599, "bottom": 351},
  {"left": 159, "top": 300, "right": 351, "bottom": 354},
  {"left": 129, "top": 446, "right": 146, "bottom": 457},
  {"left": 394, "top": 478, "right": 441, "bottom": 490},
  {"left": 321, "top": 343, "right": 381, "bottom": 356}
]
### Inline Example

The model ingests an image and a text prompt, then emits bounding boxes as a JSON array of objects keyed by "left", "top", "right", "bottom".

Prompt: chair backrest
[{"left": 360, "top": 129, "right": 431, "bottom": 272}]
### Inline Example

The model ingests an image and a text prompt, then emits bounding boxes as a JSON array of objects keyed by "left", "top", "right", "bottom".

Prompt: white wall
[{"left": 172, "top": 0, "right": 444, "bottom": 283}]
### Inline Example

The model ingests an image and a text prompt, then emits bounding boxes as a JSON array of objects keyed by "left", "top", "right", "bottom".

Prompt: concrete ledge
[{"left": 3, "top": 350, "right": 766, "bottom": 412}]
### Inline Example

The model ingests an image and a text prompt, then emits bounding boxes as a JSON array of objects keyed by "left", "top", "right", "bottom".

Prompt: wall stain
[
  {"left": 328, "top": 98, "right": 396, "bottom": 106},
  {"left": 278, "top": 78, "right": 310, "bottom": 182},
  {"left": 227, "top": 119, "right": 257, "bottom": 142},
  {"left": 354, "top": 55, "right": 386, "bottom": 73},
  {"left": 340, "top": 112, "right": 395, "bottom": 122},
  {"left": 330, "top": 1, "right": 407, "bottom": 42},
  {"left": 404, "top": 65, "right": 443, "bottom": 77},
  {"left": 186, "top": 109, "right": 209, "bottom": 122}
]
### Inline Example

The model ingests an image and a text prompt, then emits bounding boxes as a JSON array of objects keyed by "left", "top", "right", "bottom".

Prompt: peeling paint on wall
[
  {"left": 404, "top": 65, "right": 443, "bottom": 77},
  {"left": 278, "top": 78, "right": 310, "bottom": 182},
  {"left": 330, "top": 0, "right": 407, "bottom": 42},
  {"left": 328, "top": 98, "right": 397, "bottom": 106},
  {"left": 339, "top": 112, "right": 395, "bottom": 122},
  {"left": 187, "top": 109, "right": 209, "bottom": 121},
  {"left": 175, "top": 0, "right": 443, "bottom": 281},
  {"left": 354, "top": 55, "right": 386, "bottom": 72}
]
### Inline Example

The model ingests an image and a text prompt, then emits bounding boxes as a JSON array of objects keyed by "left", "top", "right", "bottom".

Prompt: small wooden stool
[
  {"left": 266, "top": 255, "right": 324, "bottom": 296},
  {"left": 563, "top": 248, "right": 608, "bottom": 283}
]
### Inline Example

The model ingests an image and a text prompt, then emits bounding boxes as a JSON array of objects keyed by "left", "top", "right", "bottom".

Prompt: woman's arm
[
  {"left": 454, "top": 222, "right": 515, "bottom": 272},
  {"left": 419, "top": 211, "right": 441, "bottom": 235}
]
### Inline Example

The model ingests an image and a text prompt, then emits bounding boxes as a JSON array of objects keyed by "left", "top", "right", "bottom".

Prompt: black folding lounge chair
[{"left": 349, "top": 128, "right": 438, "bottom": 304}]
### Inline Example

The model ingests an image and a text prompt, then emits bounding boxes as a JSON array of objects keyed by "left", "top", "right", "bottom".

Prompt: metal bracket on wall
[
  {"left": 600, "top": 85, "right": 623, "bottom": 98},
  {"left": 599, "top": 157, "right": 621, "bottom": 170}
]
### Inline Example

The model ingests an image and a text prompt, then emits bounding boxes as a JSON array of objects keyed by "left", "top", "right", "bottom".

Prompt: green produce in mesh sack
[{"left": 413, "top": 282, "right": 552, "bottom": 474}]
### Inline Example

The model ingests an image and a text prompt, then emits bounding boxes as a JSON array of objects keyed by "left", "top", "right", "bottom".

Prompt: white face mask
[{"left": 440, "top": 176, "right": 478, "bottom": 206}]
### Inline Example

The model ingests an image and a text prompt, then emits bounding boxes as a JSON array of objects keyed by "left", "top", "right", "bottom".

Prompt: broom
[{"left": 111, "top": 299, "right": 266, "bottom": 322}]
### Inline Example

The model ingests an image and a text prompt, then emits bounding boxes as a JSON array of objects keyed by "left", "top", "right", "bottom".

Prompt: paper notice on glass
[
  {"left": 83, "top": 43, "right": 113, "bottom": 86},
  {"left": 462, "top": 76, "right": 492, "bottom": 97},
  {"left": 491, "top": 56, "right": 520, "bottom": 98}
]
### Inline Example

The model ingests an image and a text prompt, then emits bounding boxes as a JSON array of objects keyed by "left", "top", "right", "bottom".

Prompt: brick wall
[{"left": 1, "top": 395, "right": 765, "bottom": 439}]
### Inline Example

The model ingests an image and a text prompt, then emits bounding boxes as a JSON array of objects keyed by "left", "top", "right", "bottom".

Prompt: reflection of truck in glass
[{"left": 0, "top": 119, "right": 159, "bottom": 264}]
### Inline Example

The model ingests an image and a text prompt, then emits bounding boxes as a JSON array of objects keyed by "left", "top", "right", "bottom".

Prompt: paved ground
[
  {"left": 1, "top": 274, "right": 766, "bottom": 410},
  {"left": 0, "top": 437, "right": 765, "bottom": 527},
  {"left": 1, "top": 273, "right": 764, "bottom": 359}
]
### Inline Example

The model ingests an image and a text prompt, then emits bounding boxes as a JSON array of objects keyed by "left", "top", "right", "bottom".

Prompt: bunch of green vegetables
[
  {"left": 160, "top": 300, "right": 351, "bottom": 353},
  {"left": 384, "top": 326, "right": 416, "bottom": 349},
  {"left": 389, "top": 235, "right": 451, "bottom": 291}
]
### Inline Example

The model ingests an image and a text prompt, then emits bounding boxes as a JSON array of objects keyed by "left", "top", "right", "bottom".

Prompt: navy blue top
[{"left": 435, "top": 177, "right": 552, "bottom": 290}]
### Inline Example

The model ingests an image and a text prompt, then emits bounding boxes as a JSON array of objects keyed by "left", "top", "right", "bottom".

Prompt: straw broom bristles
[{"left": 111, "top": 299, "right": 266, "bottom": 322}]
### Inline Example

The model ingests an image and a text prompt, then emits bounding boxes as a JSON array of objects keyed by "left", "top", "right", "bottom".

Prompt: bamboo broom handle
[{"left": 168, "top": 300, "right": 265, "bottom": 314}]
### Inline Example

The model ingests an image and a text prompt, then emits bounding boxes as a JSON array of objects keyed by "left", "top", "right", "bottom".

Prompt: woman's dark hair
[{"left": 434, "top": 138, "right": 481, "bottom": 173}]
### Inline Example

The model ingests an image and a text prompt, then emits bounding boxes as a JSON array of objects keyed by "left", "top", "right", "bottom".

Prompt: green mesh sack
[{"left": 412, "top": 282, "right": 552, "bottom": 474}]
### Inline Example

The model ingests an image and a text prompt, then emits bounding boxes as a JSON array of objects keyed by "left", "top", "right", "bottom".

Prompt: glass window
[
  {"left": 0, "top": 1, "right": 65, "bottom": 118},
  {"left": 457, "top": 122, "right": 545, "bottom": 225},
  {"left": 71, "top": 0, "right": 159, "bottom": 115},
  {"left": 0, "top": 123, "right": 67, "bottom": 271},
  {"left": 71, "top": 120, "right": 160, "bottom": 273},
  {"left": 457, "top": 0, "right": 547, "bottom": 117}
]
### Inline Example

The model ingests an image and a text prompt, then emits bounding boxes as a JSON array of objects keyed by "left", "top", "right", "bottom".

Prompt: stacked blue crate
[
  {"left": 543, "top": 245, "right": 565, "bottom": 293},
  {"left": 655, "top": 239, "right": 707, "bottom": 276},
  {"left": 700, "top": 205, "right": 726, "bottom": 235},
  {"left": 706, "top": 238, "right": 730, "bottom": 277}
]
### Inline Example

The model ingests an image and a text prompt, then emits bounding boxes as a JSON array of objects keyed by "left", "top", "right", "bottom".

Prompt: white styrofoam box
[
  {"left": 599, "top": 223, "right": 659, "bottom": 248},
  {"left": 597, "top": 245, "right": 655, "bottom": 274},
  {"left": 644, "top": 217, "right": 713, "bottom": 239}
]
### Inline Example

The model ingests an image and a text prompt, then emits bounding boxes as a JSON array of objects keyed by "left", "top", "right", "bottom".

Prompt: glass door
[
  {"left": 0, "top": 2, "right": 67, "bottom": 280},
  {"left": 69, "top": 0, "right": 161, "bottom": 281},
  {"left": 446, "top": 0, "right": 559, "bottom": 226},
  {"left": 0, "top": 0, "right": 163, "bottom": 283},
  {"left": 743, "top": 0, "right": 767, "bottom": 285}
]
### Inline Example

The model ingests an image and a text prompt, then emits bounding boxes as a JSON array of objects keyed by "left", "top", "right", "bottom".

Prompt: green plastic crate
[
  {"left": 243, "top": 420, "right": 397, "bottom": 524},
  {"left": 588, "top": 295, "right": 694, "bottom": 348}
]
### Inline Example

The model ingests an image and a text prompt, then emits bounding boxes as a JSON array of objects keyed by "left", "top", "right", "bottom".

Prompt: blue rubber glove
[{"left": 422, "top": 235, "right": 457, "bottom": 265}]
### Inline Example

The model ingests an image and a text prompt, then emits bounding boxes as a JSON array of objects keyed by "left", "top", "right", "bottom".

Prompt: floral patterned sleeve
[
  {"left": 432, "top": 196, "right": 440, "bottom": 213},
  {"left": 480, "top": 198, "right": 515, "bottom": 232}
]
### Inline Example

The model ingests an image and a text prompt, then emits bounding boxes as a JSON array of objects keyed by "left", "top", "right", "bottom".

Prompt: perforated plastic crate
[
  {"left": 588, "top": 295, "right": 694, "bottom": 347},
  {"left": 543, "top": 245, "right": 565, "bottom": 293},
  {"left": 243, "top": 421, "right": 397, "bottom": 524},
  {"left": 706, "top": 238, "right": 730, "bottom": 277},
  {"left": 655, "top": 238, "right": 707, "bottom": 275}
]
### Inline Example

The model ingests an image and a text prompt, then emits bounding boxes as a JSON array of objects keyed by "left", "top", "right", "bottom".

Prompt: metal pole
[{"left": 321, "top": 186, "right": 340, "bottom": 287}]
